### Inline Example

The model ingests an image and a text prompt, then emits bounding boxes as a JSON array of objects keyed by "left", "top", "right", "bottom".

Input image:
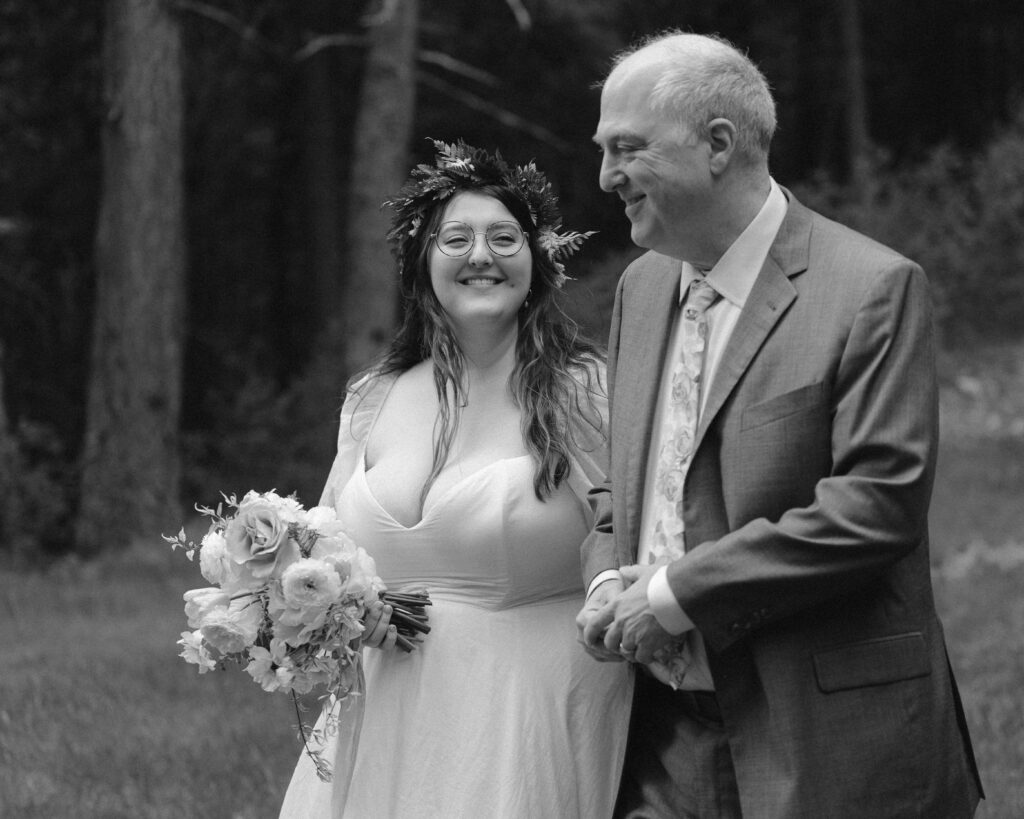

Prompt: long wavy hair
[{"left": 374, "top": 184, "right": 605, "bottom": 503}]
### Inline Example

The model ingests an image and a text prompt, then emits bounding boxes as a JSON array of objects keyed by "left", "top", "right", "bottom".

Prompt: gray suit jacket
[{"left": 583, "top": 190, "right": 982, "bottom": 817}]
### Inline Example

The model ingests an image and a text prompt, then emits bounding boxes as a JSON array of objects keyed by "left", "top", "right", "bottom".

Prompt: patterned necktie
[
  {"left": 644, "top": 277, "right": 720, "bottom": 565},
  {"left": 644, "top": 276, "right": 719, "bottom": 690}
]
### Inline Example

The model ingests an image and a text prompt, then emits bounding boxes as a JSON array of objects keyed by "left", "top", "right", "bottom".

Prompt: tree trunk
[
  {"left": 300, "top": 0, "right": 345, "bottom": 346},
  {"left": 340, "top": 0, "right": 419, "bottom": 376},
  {"left": 840, "top": 0, "right": 871, "bottom": 197},
  {"left": 75, "top": 0, "right": 186, "bottom": 554}
]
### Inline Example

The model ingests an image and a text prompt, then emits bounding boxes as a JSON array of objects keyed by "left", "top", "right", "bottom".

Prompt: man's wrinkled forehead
[
  {"left": 592, "top": 58, "right": 665, "bottom": 145},
  {"left": 603, "top": 50, "right": 666, "bottom": 97}
]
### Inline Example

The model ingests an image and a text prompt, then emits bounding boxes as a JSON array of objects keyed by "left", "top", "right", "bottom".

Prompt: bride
[{"left": 278, "top": 141, "right": 632, "bottom": 818}]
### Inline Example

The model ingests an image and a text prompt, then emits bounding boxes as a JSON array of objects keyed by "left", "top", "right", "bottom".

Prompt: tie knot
[{"left": 685, "top": 278, "right": 719, "bottom": 315}]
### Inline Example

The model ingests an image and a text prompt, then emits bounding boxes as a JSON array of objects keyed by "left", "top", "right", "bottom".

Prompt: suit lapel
[
  {"left": 696, "top": 192, "right": 812, "bottom": 444},
  {"left": 620, "top": 255, "right": 681, "bottom": 553}
]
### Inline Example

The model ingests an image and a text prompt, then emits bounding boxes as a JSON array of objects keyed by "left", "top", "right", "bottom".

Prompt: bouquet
[{"left": 164, "top": 490, "right": 430, "bottom": 780}]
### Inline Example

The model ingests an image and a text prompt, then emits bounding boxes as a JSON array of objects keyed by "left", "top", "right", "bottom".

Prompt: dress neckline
[{"left": 357, "top": 452, "right": 533, "bottom": 530}]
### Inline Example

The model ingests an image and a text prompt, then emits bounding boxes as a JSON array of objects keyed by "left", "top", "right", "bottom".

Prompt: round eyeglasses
[{"left": 431, "top": 221, "right": 526, "bottom": 258}]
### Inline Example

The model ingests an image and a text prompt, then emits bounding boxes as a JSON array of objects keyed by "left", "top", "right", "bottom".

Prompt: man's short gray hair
[{"left": 611, "top": 31, "right": 777, "bottom": 164}]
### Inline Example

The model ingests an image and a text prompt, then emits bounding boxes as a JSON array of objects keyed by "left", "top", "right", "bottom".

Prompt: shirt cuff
[
  {"left": 586, "top": 569, "right": 622, "bottom": 599},
  {"left": 648, "top": 565, "right": 694, "bottom": 635}
]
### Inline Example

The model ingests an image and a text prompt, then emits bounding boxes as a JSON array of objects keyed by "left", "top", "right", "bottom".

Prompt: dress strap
[{"left": 318, "top": 370, "right": 398, "bottom": 510}]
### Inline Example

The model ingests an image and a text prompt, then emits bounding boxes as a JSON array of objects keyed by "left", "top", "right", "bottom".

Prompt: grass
[
  {"left": 930, "top": 437, "right": 1024, "bottom": 819},
  {"left": 0, "top": 551, "right": 302, "bottom": 818},
  {"left": 929, "top": 344, "right": 1024, "bottom": 817},
  {"left": 1, "top": 353, "right": 1022, "bottom": 817}
]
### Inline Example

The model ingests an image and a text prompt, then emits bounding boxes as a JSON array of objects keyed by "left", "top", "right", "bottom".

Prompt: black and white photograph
[{"left": 1, "top": 1, "right": 1021, "bottom": 817}]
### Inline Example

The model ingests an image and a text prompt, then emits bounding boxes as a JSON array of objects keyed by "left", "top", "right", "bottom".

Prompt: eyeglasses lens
[{"left": 434, "top": 221, "right": 525, "bottom": 257}]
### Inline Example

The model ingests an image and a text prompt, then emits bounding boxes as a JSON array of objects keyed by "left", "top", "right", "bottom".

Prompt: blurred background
[
  {"left": 2, "top": 0, "right": 1024, "bottom": 561},
  {"left": 2, "top": 0, "right": 1023, "bottom": 559},
  {"left": 1, "top": 1, "right": 1022, "bottom": 816}
]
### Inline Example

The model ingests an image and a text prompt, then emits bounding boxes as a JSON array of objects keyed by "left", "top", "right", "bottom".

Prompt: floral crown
[{"left": 384, "top": 139, "right": 595, "bottom": 287}]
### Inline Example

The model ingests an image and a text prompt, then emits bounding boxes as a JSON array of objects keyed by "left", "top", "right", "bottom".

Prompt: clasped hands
[{"left": 575, "top": 564, "right": 675, "bottom": 664}]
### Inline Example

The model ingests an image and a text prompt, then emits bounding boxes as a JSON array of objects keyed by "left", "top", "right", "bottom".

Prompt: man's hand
[
  {"left": 576, "top": 577, "right": 627, "bottom": 662},
  {"left": 593, "top": 564, "right": 675, "bottom": 665}
]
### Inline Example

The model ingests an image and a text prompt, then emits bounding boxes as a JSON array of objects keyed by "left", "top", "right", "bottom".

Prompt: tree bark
[
  {"left": 340, "top": 0, "right": 419, "bottom": 376},
  {"left": 76, "top": 0, "right": 186, "bottom": 554},
  {"left": 300, "top": 0, "right": 345, "bottom": 342},
  {"left": 840, "top": 0, "right": 871, "bottom": 197}
]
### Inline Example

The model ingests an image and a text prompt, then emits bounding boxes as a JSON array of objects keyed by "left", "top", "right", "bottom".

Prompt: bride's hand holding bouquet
[{"left": 164, "top": 490, "right": 430, "bottom": 780}]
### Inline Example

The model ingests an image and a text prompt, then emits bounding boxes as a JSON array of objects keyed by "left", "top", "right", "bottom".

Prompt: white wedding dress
[{"left": 279, "top": 373, "right": 632, "bottom": 819}]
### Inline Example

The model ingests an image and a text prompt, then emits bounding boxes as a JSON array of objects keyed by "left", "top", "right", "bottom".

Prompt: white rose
[{"left": 223, "top": 502, "right": 299, "bottom": 582}]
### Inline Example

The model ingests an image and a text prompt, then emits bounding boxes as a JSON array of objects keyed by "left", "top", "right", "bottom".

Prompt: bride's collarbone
[
  {"left": 370, "top": 373, "right": 525, "bottom": 463},
  {"left": 364, "top": 392, "right": 529, "bottom": 525},
  {"left": 364, "top": 437, "right": 526, "bottom": 527},
  {"left": 366, "top": 423, "right": 529, "bottom": 484}
]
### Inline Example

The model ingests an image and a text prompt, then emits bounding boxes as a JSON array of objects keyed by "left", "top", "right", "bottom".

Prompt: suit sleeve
[
  {"left": 565, "top": 361, "right": 611, "bottom": 529},
  {"left": 667, "top": 260, "right": 940, "bottom": 651},
  {"left": 581, "top": 272, "right": 628, "bottom": 588}
]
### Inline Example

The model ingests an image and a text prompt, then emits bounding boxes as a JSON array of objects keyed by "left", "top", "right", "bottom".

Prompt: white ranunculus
[
  {"left": 311, "top": 531, "right": 358, "bottom": 561},
  {"left": 337, "top": 547, "right": 382, "bottom": 604},
  {"left": 198, "top": 530, "right": 233, "bottom": 585},
  {"left": 178, "top": 630, "right": 217, "bottom": 673},
  {"left": 303, "top": 505, "right": 339, "bottom": 532},
  {"left": 244, "top": 490, "right": 304, "bottom": 524},
  {"left": 199, "top": 597, "right": 263, "bottom": 654},
  {"left": 279, "top": 558, "right": 344, "bottom": 610},
  {"left": 183, "top": 587, "right": 230, "bottom": 628}
]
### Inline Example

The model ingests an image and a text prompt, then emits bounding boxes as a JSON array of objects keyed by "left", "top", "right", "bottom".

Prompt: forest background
[{"left": 1, "top": 0, "right": 1023, "bottom": 816}]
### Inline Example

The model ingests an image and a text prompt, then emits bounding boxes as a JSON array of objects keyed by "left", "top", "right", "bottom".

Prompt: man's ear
[{"left": 707, "top": 118, "right": 737, "bottom": 175}]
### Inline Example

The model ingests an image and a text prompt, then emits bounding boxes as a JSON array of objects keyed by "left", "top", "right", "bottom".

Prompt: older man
[{"left": 578, "top": 31, "right": 982, "bottom": 818}]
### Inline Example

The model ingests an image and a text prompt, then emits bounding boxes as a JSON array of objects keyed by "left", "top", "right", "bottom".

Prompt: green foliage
[
  {"left": 182, "top": 352, "right": 345, "bottom": 511},
  {"left": 0, "top": 419, "right": 75, "bottom": 567},
  {"left": 4, "top": 0, "right": 1024, "bottom": 562},
  {"left": 561, "top": 246, "right": 643, "bottom": 342},
  {"left": 793, "top": 106, "right": 1024, "bottom": 342},
  {"left": 0, "top": 1, "right": 99, "bottom": 447},
  {"left": 969, "top": 109, "right": 1024, "bottom": 332}
]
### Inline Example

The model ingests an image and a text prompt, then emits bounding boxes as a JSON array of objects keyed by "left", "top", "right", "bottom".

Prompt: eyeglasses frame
[{"left": 429, "top": 220, "right": 528, "bottom": 258}]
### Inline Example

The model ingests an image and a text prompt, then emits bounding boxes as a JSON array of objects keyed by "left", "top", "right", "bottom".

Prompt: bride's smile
[{"left": 429, "top": 191, "right": 532, "bottom": 330}]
